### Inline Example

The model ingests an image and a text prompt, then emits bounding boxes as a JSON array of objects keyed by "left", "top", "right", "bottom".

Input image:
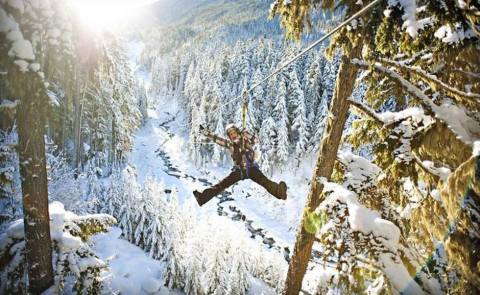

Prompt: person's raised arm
[{"left": 199, "top": 125, "right": 231, "bottom": 148}]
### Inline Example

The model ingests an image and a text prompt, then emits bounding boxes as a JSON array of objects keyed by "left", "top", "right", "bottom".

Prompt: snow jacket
[{"left": 200, "top": 127, "right": 259, "bottom": 169}]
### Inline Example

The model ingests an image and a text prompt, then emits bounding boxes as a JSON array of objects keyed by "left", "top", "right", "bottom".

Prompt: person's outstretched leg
[
  {"left": 194, "top": 168, "right": 242, "bottom": 206},
  {"left": 248, "top": 166, "right": 287, "bottom": 199}
]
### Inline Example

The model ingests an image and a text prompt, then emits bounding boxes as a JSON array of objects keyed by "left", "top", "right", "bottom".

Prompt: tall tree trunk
[
  {"left": 282, "top": 44, "right": 361, "bottom": 295},
  {"left": 59, "top": 101, "right": 66, "bottom": 149},
  {"left": 73, "top": 101, "right": 83, "bottom": 170},
  {"left": 73, "top": 74, "right": 84, "bottom": 171},
  {"left": 16, "top": 74, "right": 54, "bottom": 293},
  {"left": 0, "top": 85, "right": 15, "bottom": 131},
  {"left": 111, "top": 115, "right": 116, "bottom": 166}
]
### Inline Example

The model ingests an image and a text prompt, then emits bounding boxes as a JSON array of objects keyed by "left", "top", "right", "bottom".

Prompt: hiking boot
[
  {"left": 193, "top": 190, "right": 205, "bottom": 206},
  {"left": 277, "top": 181, "right": 287, "bottom": 200}
]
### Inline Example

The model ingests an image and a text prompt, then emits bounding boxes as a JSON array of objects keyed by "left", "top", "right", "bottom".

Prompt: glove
[{"left": 199, "top": 124, "right": 205, "bottom": 131}]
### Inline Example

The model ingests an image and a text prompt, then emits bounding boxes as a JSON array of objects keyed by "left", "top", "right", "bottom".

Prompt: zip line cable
[
  {"left": 174, "top": 0, "right": 382, "bottom": 130},
  {"left": 219, "top": 0, "right": 382, "bottom": 110}
]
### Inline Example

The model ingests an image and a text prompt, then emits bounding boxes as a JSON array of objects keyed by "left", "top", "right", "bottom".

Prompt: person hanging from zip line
[{"left": 193, "top": 123, "right": 287, "bottom": 206}]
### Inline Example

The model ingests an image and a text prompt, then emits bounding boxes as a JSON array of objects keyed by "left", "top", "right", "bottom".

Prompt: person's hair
[{"left": 225, "top": 124, "right": 239, "bottom": 136}]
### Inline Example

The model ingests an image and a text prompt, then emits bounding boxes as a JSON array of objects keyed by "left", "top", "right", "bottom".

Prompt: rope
[
  {"left": 241, "top": 91, "right": 248, "bottom": 130},
  {"left": 215, "top": 0, "right": 382, "bottom": 110},
  {"left": 177, "top": 0, "right": 382, "bottom": 132}
]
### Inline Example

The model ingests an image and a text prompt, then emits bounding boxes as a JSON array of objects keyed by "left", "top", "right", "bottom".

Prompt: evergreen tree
[
  {"left": 304, "top": 54, "right": 323, "bottom": 136},
  {"left": 288, "top": 69, "right": 309, "bottom": 165},
  {"left": 249, "top": 68, "right": 265, "bottom": 132},
  {"left": 212, "top": 105, "right": 226, "bottom": 166},
  {"left": 310, "top": 52, "right": 339, "bottom": 150},
  {"left": 259, "top": 116, "right": 277, "bottom": 175},
  {"left": 0, "top": 130, "right": 20, "bottom": 226},
  {"left": 183, "top": 62, "right": 197, "bottom": 127},
  {"left": 188, "top": 108, "right": 202, "bottom": 166},
  {"left": 203, "top": 236, "right": 229, "bottom": 294},
  {"left": 271, "top": 0, "right": 480, "bottom": 293},
  {"left": 273, "top": 75, "right": 289, "bottom": 166},
  {"left": 226, "top": 246, "right": 249, "bottom": 295},
  {"left": 0, "top": 2, "right": 59, "bottom": 291}
]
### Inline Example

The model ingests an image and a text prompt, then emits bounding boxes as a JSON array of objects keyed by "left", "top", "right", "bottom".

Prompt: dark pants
[{"left": 196, "top": 166, "right": 283, "bottom": 206}]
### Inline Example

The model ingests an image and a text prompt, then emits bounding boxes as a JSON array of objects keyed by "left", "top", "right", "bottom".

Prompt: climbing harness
[
  {"left": 244, "top": 150, "right": 258, "bottom": 178},
  {"left": 234, "top": 146, "right": 258, "bottom": 179}
]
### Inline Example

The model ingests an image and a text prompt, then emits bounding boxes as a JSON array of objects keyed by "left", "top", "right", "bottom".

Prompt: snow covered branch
[
  {"left": 0, "top": 100, "right": 18, "bottom": 110},
  {"left": 380, "top": 58, "right": 480, "bottom": 103},
  {"left": 351, "top": 58, "right": 480, "bottom": 145},
  {"left": 336, "top": 151, "right": 382, "bottom": 194},
  {"left": 437, "top": 155, "right": 480, "bottom": 285},
  {"left": 461, "top": 4, "right": 480, "bottom": 37},
  {"left": 452, "top": 69, "right": 480, "bottom": 79},
  {"left": 313, "top": 179, "right": 424, "bottom": 294},
  {"left": 412, "top": 151, "right": 451, "bottom": 182},
  {"left": 0, "top": 202, "right": 116, "bottom": 294},
  {"left": 351, "top": 59, "right": 431, "bottom": 103}
]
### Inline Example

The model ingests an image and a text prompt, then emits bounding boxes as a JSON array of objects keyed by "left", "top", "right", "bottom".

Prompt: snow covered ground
[
  {"left": 93, "top": 227, "right": 180, "bottom": 295},
  {"left": 117, "top": 97, "right": 328, "bottom": 293},
  {"left": 88, "top": 41, "right": 324, "bottom": 294},
  {"left": 128, "top": 98, "right": 311, "bottom": 247}
]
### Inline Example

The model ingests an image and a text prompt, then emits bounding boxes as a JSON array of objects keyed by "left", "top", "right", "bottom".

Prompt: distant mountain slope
[
  {"left": 149, "top": 0, "right": 220, "bottom": 25},
  {"left": 139, "top": 0, "right": 340, "bottom": 54},
  {"left": 140, "top": 0, "right": 277, "bottom": 53}
]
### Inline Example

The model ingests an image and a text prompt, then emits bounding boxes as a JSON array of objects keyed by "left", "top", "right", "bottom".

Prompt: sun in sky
[{"left": 70, "top": 0, "right": 159, "bottom": 32}]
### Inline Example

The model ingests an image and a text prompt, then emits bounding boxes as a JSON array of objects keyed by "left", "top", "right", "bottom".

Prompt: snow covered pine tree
[{"left": 0, "top": 202, "right": 116, "bottom": 293}]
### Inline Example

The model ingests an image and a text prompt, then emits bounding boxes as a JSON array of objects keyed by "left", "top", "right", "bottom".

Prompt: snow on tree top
[
  {"left": 9, "top": 39, "right": 34, "bottom": 60},
  {"left": 0, "top": 99, "right": 18, "bottom": 109},
  {"left": 316, "top": 179, "right": 401, "bottom": 251},
  {"left": 13, "top": 59, "right": 28, "bottom": 72},
  {"left": 388, "top": 0, "right": 424, "bottom": 38},
  {"left": 473, "top": 141, "right": 480, "bottom": 157},
  {"left": 5, "top": 219, "right": 24, "bottom": 240},
  {"left": 337, "top": 150, "right": 382, "bottom": 193},
  {"left": 0, "top": 201, "right": 116, "bottom": 254},
  {"left": 434, "top": 23, "right": 476, "bottom": 44},
  {"left": 377, "top": 107, "right": 433, "bottom": 126}
]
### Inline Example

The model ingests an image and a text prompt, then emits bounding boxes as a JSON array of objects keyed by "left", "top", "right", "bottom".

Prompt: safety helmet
[{"left": 225, "top": 123, "right": 239, "bottom": 136}]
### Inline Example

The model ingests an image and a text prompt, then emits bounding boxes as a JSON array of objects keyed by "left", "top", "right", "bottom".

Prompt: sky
[{"left": 71, "top": 0, "right": 163, "bottom": 32}]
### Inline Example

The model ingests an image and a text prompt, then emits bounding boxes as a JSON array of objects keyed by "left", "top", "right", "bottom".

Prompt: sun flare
[{"left": 70, "top": 0, "right": 156, "bottom": 32}]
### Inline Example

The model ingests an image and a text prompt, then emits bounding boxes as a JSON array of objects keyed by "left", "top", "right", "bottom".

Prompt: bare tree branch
[
  {"left": 412, "top": 152, "right": 441, "bottom": 182},
  {"left": 347, "top": 99, "right": 384, "bottom": 124}
]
